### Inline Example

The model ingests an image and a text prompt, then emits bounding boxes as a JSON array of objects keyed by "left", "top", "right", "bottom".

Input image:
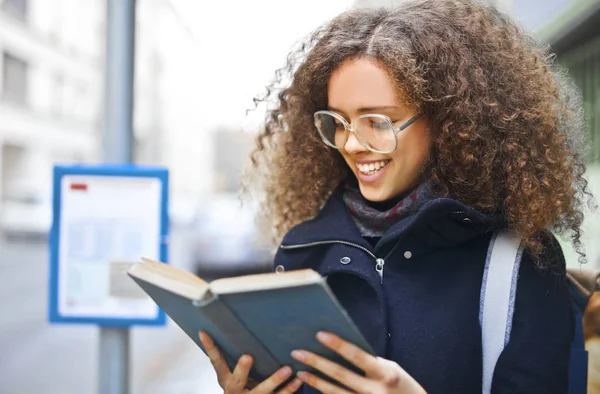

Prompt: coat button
[
  {"left": 404, "top": 251, "right": 412, "bottom": 259},
  {"left": 340, "top": 257, "right": 351, "bottom": 265},
  {"left": 275, "top": 265, "right": 285, "bottom": 274}
]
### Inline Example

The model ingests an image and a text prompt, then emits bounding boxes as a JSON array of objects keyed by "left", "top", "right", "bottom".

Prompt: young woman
[{"left": 200, "top": 0, "right": 593, "bottom": 392}]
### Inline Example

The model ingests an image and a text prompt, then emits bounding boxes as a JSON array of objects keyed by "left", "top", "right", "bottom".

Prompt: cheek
[
  {"left": 334, "top": 131, "right": 346, "bottom": 147},
  {"left": 394, "top": 130, "right": 432, "bottom": 170},
  {"left": 415, "top": 136, "right": 433, "bottom": 163}
]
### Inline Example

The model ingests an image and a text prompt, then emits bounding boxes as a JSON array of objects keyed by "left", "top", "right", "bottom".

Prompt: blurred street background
[{"left": 0, "top": 0, "right": 599, "bottom": 393}]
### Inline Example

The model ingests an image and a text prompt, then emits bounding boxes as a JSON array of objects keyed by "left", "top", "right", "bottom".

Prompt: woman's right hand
[{"left": 200, "top": 331, "right": 303, "bottom": 394}]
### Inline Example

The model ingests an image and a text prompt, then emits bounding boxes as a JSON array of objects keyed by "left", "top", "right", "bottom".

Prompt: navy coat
[{"left": 274, "top": 188, "right": 574, "bottom": 394}]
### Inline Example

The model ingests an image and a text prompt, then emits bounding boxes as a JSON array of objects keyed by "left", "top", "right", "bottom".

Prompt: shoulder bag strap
[{"left": 480, "top": 231, "right": 523, "bottom": 394}]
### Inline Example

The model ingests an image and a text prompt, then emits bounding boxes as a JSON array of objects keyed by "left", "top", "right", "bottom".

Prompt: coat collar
[{"left": 281, "top": 187, "right": 505, "bottom": 251}]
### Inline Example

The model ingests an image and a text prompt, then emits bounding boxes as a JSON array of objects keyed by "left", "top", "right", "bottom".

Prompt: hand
[
  {"left": 199, "top": 331, "right": 303, "bottom": 394},
  {"left": 291, "top": 331, "right": 426, "bottom": 394}
]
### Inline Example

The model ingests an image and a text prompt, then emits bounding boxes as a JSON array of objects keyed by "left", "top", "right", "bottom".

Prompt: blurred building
[
  {"left": 535, "top": 0, "right": 600, "bottom": 162},
  {"left": 0, "top": 0, "right": 211, "bottom": 236},
  {"left": 0, "top": 0, "right": 103, "bottom": 235},
  {"left": 530, "top": 0, "right": 600, "bottom": 268},
  {"left": 133, "top": 0, "right": 210, "bottom": 227}
]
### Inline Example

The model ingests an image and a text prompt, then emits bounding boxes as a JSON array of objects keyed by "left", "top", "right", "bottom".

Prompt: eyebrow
[{"left": 328, "top": 105, "right": 402, "bottom": 114}]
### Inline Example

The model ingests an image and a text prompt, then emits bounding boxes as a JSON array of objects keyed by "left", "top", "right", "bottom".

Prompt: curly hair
[{"left": 245, "top": 0, "right": 594, "bottom": 266}]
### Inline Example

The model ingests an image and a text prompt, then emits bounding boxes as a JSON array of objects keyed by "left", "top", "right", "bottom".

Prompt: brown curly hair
[{"left": 245, "top": 0, "right": 594, "bottom": 266}]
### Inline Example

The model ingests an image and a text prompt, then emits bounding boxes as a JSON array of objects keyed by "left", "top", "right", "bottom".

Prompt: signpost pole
[{"left": 99, "top": 0, "right": 136, "bottom": 393}]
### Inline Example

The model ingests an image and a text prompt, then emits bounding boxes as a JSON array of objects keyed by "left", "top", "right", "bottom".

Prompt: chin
[{"left": 358, "top": 184, "right": 392, "bottom": 202}]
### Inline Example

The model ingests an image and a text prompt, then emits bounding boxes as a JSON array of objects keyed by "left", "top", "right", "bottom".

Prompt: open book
[{"left": 127, "top": 259, "right": 374, "bottom": 381}]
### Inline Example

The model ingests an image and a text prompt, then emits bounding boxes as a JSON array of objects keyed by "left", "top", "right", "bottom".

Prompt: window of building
[
  {"left": 50, "top": 72, "right": 65, "bottom": 117},
  {"left": 2, "top": 0, "right": 28, "bottom": 21},
  {"left": 2, "top": 52, "right": 28, "bottom": 106}
]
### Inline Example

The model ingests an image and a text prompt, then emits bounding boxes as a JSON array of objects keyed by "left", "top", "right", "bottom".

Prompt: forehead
[{"left": 327, "top": 58, "right": 402, "bottom": 112}]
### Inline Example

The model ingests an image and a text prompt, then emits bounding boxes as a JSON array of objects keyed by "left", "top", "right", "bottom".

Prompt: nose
[{"left": 343, "top": 131, "right": 367, "bottom": 155}]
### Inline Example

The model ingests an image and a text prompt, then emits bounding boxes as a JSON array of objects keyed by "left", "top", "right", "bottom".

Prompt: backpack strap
[{"left": 480, "top": 231, "right": 523, "bottom": 394}]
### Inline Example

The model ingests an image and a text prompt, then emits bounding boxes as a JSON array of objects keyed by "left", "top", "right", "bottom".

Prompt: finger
[
  {"left": 375, "top": 357, "right": 427, "bottom": 393},
  {"left": 227, "top": 354, "right": 253, "bottom": 393},
  {"left": 251, "top": 366, "right": 294, "bottom": 394},
  {"left": 291, "top": 350, "right": 369, "bottom": 390},
  {"left": 375, "top": 357, "right": 405, "bottom": 389},
  {"left": 296, "top": 371, "right": 354, "bottom": 394},
  {"left": 199, "top": 331, "right": 231, "bottom": 385},
  {"left": 315, "top": 331, "right": 381, "bottom": 377},
  {"left": 276, "top": 378, "right": 303, "bottom": 394}
]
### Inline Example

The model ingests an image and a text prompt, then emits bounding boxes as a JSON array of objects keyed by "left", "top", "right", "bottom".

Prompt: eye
[{"left": 370, "top": 119, "right": 389, "bottom": 129}]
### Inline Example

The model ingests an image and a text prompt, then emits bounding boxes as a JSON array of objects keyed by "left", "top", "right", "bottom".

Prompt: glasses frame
[{"left": 314, "top": 110, "right": 424, "bottom": 154}]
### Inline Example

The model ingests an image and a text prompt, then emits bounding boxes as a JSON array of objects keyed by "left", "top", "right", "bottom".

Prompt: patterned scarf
[{"left": 343, "top": 181, "right": 434, "bottom": 237}]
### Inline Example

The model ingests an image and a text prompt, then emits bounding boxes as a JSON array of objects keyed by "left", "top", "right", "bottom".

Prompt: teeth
[{"left": 357, "top": 160, "right": 388, "bottom": 175}]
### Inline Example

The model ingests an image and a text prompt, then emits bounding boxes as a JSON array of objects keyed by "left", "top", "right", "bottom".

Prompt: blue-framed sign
[{"left": 49, "top": 165, "right": 169, "bottom": 326}]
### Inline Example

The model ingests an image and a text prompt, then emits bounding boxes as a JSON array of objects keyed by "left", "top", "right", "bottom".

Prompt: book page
[
  {"left": 209, "top": 269, "right": 322, "bottom": 295},
  {"left": 128, "top": 258, "right": 209, "bottom": 301}
]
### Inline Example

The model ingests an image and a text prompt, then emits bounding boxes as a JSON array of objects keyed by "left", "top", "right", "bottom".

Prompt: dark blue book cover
[
  {"left": 217, "top": 281, "right": 374, "bottom": 377},
  {"left": 129, "top": 276, "right": 243, "bottom": 374},
  {"left": 128, "top": 264, "right": 374, "bottom": 382}
]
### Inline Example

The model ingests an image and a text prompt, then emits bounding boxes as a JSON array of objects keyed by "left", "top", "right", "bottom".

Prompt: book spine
[{"left": 199, "top": 295, "right": 282, "bottom": 380}]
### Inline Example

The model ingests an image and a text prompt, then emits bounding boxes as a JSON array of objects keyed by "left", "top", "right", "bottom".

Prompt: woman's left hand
[{"left": 291, "top": 331, "right": 426, "bottom": 394}]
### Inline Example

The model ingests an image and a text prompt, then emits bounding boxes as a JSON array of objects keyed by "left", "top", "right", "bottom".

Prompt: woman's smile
[{"left": 354, "top": 159, "right": 391, "bottom": 183}]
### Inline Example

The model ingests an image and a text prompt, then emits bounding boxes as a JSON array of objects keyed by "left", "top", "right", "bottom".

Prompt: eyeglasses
[{"left": 314, "top": 110, "right": 423, "bottom": 154}]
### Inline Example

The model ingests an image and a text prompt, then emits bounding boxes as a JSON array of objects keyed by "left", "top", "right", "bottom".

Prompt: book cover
[{"left": 128, "top": 261, "right": 374, "bottom": 381}]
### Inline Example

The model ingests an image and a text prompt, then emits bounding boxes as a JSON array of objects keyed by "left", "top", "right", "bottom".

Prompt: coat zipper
[{"left": 280, "top": 240, "right": 402, "bottom": 284}]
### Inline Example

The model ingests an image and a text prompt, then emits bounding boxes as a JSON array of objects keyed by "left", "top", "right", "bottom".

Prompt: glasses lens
[
  {"left": 315, "top": 113, "right": 346, "bottom": 148},
  {"left": 356, "top": 116, "right": 395, "bottom": 152}
]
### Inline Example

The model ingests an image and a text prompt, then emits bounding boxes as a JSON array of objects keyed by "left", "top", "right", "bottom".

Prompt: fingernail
[
  {"left": 241, "top": 355, "right": 253, "bottom": 365},
  {"left": 279, "top": 366, "right": 292, "bottom": 378},
  {"left": 290, "top": 378, "right": 303, "bottom": 389},
  {"left": 291, "top": 350, "right": 306, "bottom": 362},
  {"left": 297, "top": 371, "right": 309, "bottom": 382},
  {"left": 199, "top": 331, "right": 212, "bottom": 346},
  {"left": 316, "top": 331, "right": 333, "bottom": 344}
]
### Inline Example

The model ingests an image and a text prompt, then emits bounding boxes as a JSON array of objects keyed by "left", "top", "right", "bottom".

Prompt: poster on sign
[{"left": 48, "top": 165, "right": 168, "bottom": 326}]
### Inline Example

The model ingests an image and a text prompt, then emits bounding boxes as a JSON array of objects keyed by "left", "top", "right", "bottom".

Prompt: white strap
[{"left": 480, "top": 231, "right": 523, "bottom": 394}]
